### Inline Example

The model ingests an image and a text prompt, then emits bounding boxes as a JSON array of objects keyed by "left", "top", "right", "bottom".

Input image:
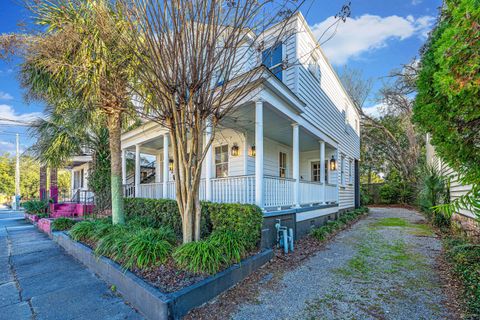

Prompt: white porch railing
[
  {"left": 299, "top": 180, "right": 323, "bottom": 205},
  {"left": 137, "top": 183, "right": 163, "bottom": 199},
  {"left": 211, "top": 175, "right": 255, "bottom": 204},
  {"left": 130, "top": 175, "right": 337, "bottom": 208},
  {"left": 325, "top": 184, "right": 338, "bottom": 203},
  {"left": 264, "top": 176, "right": 295, "bottom": 208}
]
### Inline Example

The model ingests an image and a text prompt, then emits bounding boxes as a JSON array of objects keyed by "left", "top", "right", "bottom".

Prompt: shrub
[
  {"left": 124, "top": 198, "right": 196, "bottom": 236},
  {"left": 52, "top": 218, "right": 77, "bottom": 231},
  {"left": 94, "top": 224, "right": 132, "bottom": 261},
  {"left": 310, "top": 208, "right": 368, "bottom": 242},
  {"left": 23, "top": 200, "right": 49, "bottom": 214},
  {"left": 124, "top": 198, "right": 263, "bottom": 248},
  {"left": 207, "top": 202, "right": 263, "bottom": 250},
  {"left": 173, "top": 239, "right": 224, "bottom": 274},
  {"left": 70, "top": 220, "right": 97, "bottom": 242},
  {"left": 209, "top": 230, "right": 246, "bottom": 264},
  {"left": 444, "top": 237, "right": 480, "bottom": 317},
  {"left": 124, "top": 227, "right": 175, "bottom": 269}
]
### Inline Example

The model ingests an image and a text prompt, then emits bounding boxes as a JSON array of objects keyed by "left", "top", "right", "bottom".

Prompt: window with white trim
[
  {"left": 340, "top": 156, "right": 345, "bottom": 186},
  {"left": 311, "top": 161, "right": 320, "bottom": 182},
  {"left": 349, "top": 159, "right": 353, "bottom": 184},
  {"left": 279, "top": 152, "right": 287, "bottom": 178},
  {"left": 215, "top": 145, "right": 229, "bottom": 178},
  {"left": 262, "top": 42, "right": 283, "bottom": 81}
]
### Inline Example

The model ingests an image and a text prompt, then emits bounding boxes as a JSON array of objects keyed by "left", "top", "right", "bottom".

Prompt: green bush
[
  {"left": 124, "top": 227, "right": 175, "bottom": 269},
  {"left": 310, "top": 208, "right": 368, "bottom": 242},
  {"left": 52, "top": 218, "right": 78, "bottom": 231},
  {"left": 23, "top": 200, "right": 49, "bottom": 215},
  {"left": 124, "top": 198, "right": 263, "bottom": 249},
  {"left": 173, "top": 239, "right": 224, "bottom": 274},
  {"left": 94, "top": 224, "right": 132, "bottom": 261},
  {"left": 209, "top": 230, "right": 246, "bottom": 264},
  {"left": 207, "top": 202, "right": 263, "bottom": 250},
  {"left": 70, "top": 220, "right": 97, "bottom": 242},
  {"left": 444, "top": 237, "right": 480, "bottom": 317}
]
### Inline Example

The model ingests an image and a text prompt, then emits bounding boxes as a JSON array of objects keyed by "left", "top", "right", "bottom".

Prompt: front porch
[
  {"left": 130, "top": 175, "right": 338, "bottom": 210},
  {"left": 122, "top": 95, "right": 342, "bottom": 212}
]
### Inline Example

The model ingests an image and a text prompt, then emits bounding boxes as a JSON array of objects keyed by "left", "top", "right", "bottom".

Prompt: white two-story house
[{"left": 120, "top": 12, "right": 361, "bottom": 241}]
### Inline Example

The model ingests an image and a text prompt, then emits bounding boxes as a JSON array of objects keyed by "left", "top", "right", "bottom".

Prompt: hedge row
[
  {"left": 123, "top": 198, "right": 263, "bottom": 250},
  {"left": 310, "top": 207, "right": 369, "bottom": 241}
]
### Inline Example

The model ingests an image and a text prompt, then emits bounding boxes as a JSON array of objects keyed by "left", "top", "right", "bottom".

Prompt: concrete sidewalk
[{"left": 0, "top": 209, "right": 143, "bottom": 320}]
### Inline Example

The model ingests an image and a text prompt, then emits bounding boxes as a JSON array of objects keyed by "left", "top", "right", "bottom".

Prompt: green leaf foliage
[
  {"left": 51, "top": 218, "right": 78, "bottom": 231},
  {"left": 414, "top": 0, "right": 480, "bottom": 219},
  {"left": 310, "top": 208, "right": 369, "bottom": 242},
  {"left": 173, "top": 239, "right": 224, "bottom": 275},
  {"left": 124, "top": 227, "right": 174, "bottom": 269},
  {"left": 23, "top": 200, "right": 49, "bottom": 214}
]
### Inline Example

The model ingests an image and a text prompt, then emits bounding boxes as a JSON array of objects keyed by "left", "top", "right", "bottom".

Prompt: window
[
  {"left": 349, "top": 159, "right": 353, "bottom": 184},
  {"left": 262, "top": 42, "right": 283, "bottom": 81},
  {"left": 215, "top": 145, "right": 229, "bottom": 178},
  {"left": 311, "top": 161, "right": 321, "bottom": 182},
  {"left": 325, "top": 160, "right": 329, "bottom": 183},
  {"left": 340, "top": 156, "right": 345, "bottom": 186},
  {"left": 308, "top": 57, "right": 320, "bottom": 81},
  {"left": 279, "top": 152, "right": 287, "bottom": 178}
]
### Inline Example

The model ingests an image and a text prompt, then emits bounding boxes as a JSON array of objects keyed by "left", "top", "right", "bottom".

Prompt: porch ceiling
[{"left": 222, "top": 102, "right": 324, "bottom": 152}]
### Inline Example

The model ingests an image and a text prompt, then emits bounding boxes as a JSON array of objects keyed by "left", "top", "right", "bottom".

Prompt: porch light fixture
[
  {"left": 249, "top": 145, "right": 256, "bottom": 157},
  {"left": 231, "top": 144, "right": 240, "bottom": 157},
  {"left": 169, "top": 159, "right": 174, "bottom": 172},
  {"left": 329, "top": 155, "right": 337, "bottom": 171}
]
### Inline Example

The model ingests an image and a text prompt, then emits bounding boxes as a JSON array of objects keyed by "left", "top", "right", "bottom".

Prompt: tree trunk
[
  {"left": 39, "top": 165, "right": 47, "bottom": 201},
  {"left": 108, "top": 112, "right": 125, "bottom": 225},
  {"left": 49, "top": 167, "right": 58, "bottom": 203}
]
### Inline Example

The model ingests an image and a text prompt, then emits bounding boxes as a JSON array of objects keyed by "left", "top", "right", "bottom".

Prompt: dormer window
[{"left": 262, "top": 42, "right": 283, "bottom": 81}]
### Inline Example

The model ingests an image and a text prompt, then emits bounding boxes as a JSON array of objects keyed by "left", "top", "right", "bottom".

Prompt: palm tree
[{"left": 21, "top": 0, "right": 137, "bottom": 224}]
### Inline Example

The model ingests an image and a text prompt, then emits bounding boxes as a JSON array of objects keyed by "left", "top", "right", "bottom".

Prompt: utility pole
[{"left": 15, "top": 133, "right": 20, "bottom": 209}]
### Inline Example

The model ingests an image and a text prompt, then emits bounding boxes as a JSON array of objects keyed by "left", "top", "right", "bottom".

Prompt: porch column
[
  {"left": 205, "top": 121, "right": 213, "bottom": 201},
  {"left": 292, "top": 123, "right": 300, "bottom": 207},
  {"left": 155, "top": 151, "right": 162, "bottom": 183},
  {"left": 255, "top": 100, "right": 264, "bottom": 208},
  {"left": 320, "top": 141, "right": 325, "bottom": 203},
  {"left": 335, "top": 149, "right": 340, "bottom": 203},
  {"left": 134, "top": 144, "right": 141, "bottom": 197},
  {"left": 121, "top": 149, "right": 127, "bottom": 185},
  {"left": 162, "top": 134, "right": 169, "bottom": 198}
]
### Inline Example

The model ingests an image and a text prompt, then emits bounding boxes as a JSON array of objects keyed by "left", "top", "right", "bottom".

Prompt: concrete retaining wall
[{"left": 52, "top": 232, "right": 273, "bottom": 320}]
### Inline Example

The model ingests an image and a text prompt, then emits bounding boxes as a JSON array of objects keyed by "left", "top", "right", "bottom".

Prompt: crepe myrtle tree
[
  {"left": 4, "top": 0, "right": 138, "bottom": 224},
  {"left": 122, "top": 0, "right": 351, "bottom": 243}
]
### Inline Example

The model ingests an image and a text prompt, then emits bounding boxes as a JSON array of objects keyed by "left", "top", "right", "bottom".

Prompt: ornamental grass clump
[
  {"left": 51, "top": 218, "right": 77, "bottom": 231},
  {"left": 209, "top": 230, "right": 247, "bottom": 264},
  {"left": 124, "top": 227, "right": 176, "bottom": 269},
  {"left": 70, "top": 220, "right": 97, "bottom": 242},
  {"left": 173, "top": 239, "right": 223, "bottom": 275},
  {"left": 94, "top": 224, "right": 132, "bottom": 261}
]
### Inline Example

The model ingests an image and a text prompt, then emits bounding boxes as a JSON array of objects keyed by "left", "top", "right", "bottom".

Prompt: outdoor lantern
[
  {"left": 169, "top": 159, "right": 174, "bottom": 171},
  {"left": 231, "top": 144, "right": 240, "bottom": 157},
  {"left": 249, "top": 145, "right": 256, "bottom": 157},
  {"left": 329, "top": 155, "right": 337, "bottom": 171}
]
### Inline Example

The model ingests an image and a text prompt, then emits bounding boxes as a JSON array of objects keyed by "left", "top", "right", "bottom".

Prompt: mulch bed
[
  {"left": 436, "top": 248, "right": 465, "bottom": 319},
  {"left": 184, "top": 214, "right": 368, "bottom": 320}
]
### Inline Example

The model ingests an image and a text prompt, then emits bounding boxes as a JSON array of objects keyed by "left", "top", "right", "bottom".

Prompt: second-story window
[
  {"left": 262, "top": 42, "right": 283, "bottom": 81},
  {"left": 215, "top": 145, "right": 229, "bottom": 178}
]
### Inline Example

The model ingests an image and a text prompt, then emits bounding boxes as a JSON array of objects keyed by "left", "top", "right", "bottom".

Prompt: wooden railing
[
  {"left": 325, "top": 184, "right": 338, "bottom": 203},
  {"left": 211, "top": 175, "right": 256, "bottom": 204},
  {"left": 137, "top": 183, "right": 163, "bottom": 199},
  {"left": 299, "top": 180, "right": 323, "bottom": 205},
  {"left": 264, "top": 176, "right": 295, "bottom": 208},
  {"left": 128, "top": 176, "right": 337, "bottom": 208}
]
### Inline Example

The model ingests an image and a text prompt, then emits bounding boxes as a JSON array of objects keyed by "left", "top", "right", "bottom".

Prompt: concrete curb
[{"left": 52, "top": 232, "right": 273, "bottom": 320}]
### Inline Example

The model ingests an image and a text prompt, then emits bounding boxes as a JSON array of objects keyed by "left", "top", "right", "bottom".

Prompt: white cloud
[
  {"left": 363, "top": 103, "right": 384, "bottom": 118},
  {"left": 0, "top": 92, "right": 13, "bottom": 100},
  {"left": 411, "top": 0, "right": 422, "bottom": 5},
  {"left": 0, "top": 104, "right": 43, "bottom": 126},
  {"left": 311, "top": 14, "right": 435, "bottom": 65},
  {"left": 0, "top": 141, "right": 16, "bottom": 154}
]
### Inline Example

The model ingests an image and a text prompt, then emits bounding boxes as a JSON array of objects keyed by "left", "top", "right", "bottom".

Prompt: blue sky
[{"left": 0, "top": 0, "right": 442, "bottom": 155}]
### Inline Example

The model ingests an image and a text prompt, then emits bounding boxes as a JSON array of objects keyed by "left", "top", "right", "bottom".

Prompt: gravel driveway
[{"left": 231, "top": 207, "right": 452, "bottom": 320}]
